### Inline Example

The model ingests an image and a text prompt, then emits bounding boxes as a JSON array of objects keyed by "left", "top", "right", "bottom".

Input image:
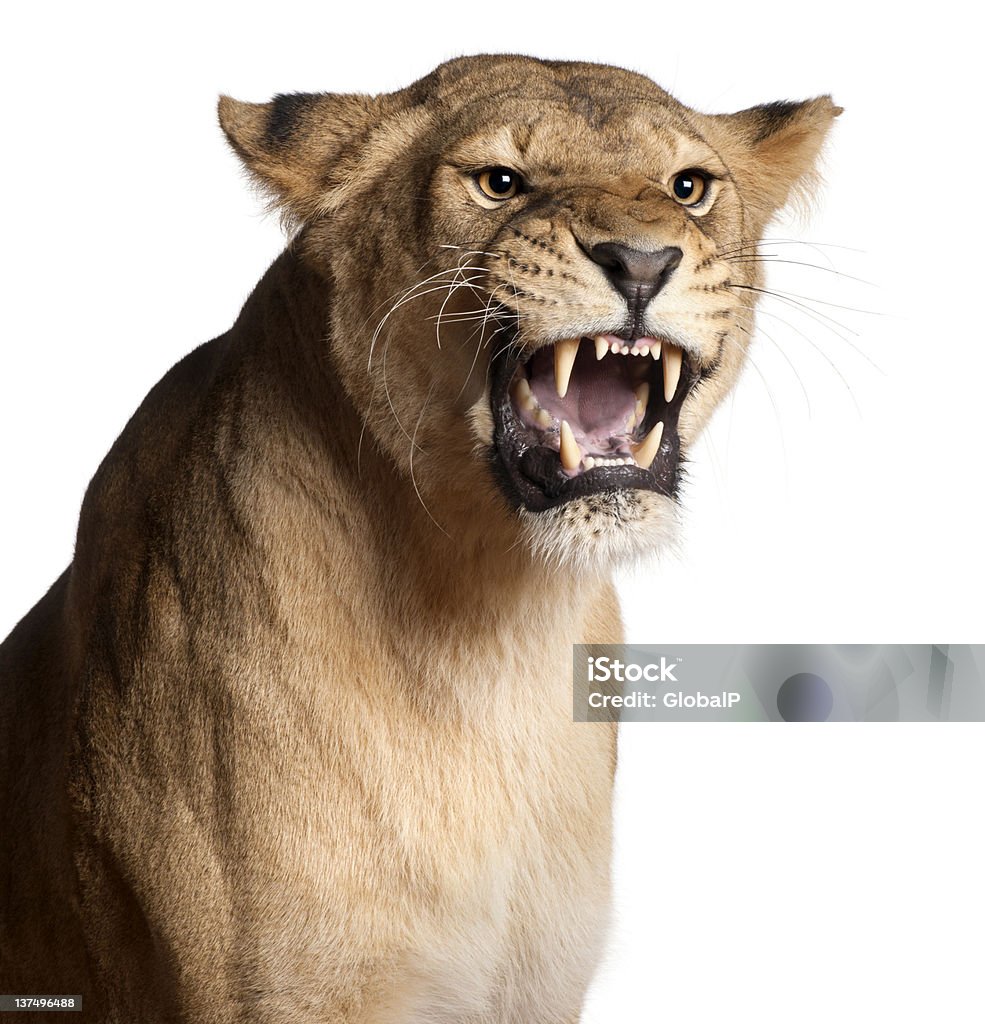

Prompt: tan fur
[{"left": 0, "top": 55, "right": 837, "bottom": 1022}]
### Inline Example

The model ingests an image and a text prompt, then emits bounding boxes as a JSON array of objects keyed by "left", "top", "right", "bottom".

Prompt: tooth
[
  {"left": 626, "top": 410, "right": 637, "bottom": 431},
  {"left": 584, "top": 456, "right": 596, "bottom": 470},
  {"left": 651, "top": 340, "right": 662, "bottom": 360},
  {"left": 554, "top": 338, "right": 579, "bottom": 398},
  {"left": 609, "top": 341, "right": 621, "bottom": 354},
  {"left": 634, "top": 381, "right": 650, "bottom": 409},
  {"left": 663, "top": 344, "right": 683, "bottom": 402},
  {"left": 594, "top": 336, "right": 608, "bottom": 361},
  {"left": 536, "top": 408, "right": 552, "bottom": 428},
  {"left": 559, "top": 420, "right": 580, "bottom": 471},
  {"left": 632, "top": 421, "right": 664, "bottom": 470},
  {"left": 621, "top": 345, "right": 631, "bottom": 355},
  {"left": 639, "top": 346, "right": 650, "bottom": 357},
  {"left": 514, "top": 377, "right": 536, "bottom": 411}
]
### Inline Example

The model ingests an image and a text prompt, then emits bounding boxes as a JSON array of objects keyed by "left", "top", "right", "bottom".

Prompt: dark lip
[{"left": 488, "top": 326, "right": 702, "bottom": 513}]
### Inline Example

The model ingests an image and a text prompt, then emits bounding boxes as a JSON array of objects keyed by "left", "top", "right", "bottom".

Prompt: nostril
[
  {"left": 589, "top": 243, "right": 631, "bottom": 275},
  {"left": 587, "top": 242, "right": 683, "bottom": 306}
]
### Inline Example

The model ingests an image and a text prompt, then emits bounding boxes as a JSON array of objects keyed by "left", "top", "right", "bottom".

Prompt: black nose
[{"left": 588, "top": 242, "right": 683, "bottom": 308}]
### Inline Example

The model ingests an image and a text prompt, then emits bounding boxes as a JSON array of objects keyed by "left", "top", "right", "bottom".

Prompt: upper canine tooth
[
  {"left": 632, "top": 420, "right": 664, "bottom": 470},
  {"left": 663, "top": 343, "right": 683, "bottom": 402},
  {"left": 554, "top": 338, "right": 579, "bottom": 398},
  {"left": 559, "top": 420, "right": 581, "bottom": 471},
  {"left": 594, "top": 336, "right": 608, "bottom": 361}
]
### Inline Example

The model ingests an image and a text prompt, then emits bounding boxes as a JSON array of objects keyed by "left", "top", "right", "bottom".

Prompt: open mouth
[{"left": 490, "top": 333, "right": 699, "bottom": 512}]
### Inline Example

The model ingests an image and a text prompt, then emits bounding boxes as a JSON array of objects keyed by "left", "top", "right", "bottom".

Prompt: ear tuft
[
  {"left": 216, "top": 90, "right": 392, "bottom": 227},
  {"left": 265, "top": 92, "right": 322, "bottom": 148},
  {"left": 715, "top": 95, "right": 842, "bottom": 225},
  {"left": 730, "top": 95, "right": 842, "bottom": 145},
  {"left": 217, "top": 95, "right": 267, "bottom": 161}
]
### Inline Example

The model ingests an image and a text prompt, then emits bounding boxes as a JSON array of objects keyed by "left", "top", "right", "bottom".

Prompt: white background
[{"left": 2, "top": 2, "right": 982, "bottom": 1021}]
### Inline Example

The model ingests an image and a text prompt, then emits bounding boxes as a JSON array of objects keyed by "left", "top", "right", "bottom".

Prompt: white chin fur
[{"left": 518, "top": 488, "right": 680, "bottom": 574}]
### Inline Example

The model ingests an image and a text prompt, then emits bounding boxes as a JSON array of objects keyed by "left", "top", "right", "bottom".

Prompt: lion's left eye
[
  {"left": 670, "top": 170, "right": 708, "bottom": 207},
  {"left": 476, "top": 168, "right": 522, "bottom": 200}
]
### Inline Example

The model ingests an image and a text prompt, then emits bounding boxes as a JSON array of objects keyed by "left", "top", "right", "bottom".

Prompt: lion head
[{"left": 219, "top": 55, "right": 839, "bottom": 570}]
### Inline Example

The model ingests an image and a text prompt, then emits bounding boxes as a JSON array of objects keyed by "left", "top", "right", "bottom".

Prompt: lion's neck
[{"left": 227, "top": 248, "right": 607, "bottom": 659}]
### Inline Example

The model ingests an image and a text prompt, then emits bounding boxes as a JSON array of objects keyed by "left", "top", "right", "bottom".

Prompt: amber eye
[
  {"left": 476, "top": 167, "right": 522, "bottom": 201},
  {"left": 671, "top": 170, "right": 708, "bottom": 206}
]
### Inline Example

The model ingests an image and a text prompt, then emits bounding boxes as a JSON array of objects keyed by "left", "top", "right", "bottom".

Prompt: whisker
[
  {"left": 727, "top": 284, "right": 860, "bottom": 337},
  {"left": 717, "top": 237, "right": 866, "bottom": 266},
  {"left": 379, "top": 327, "right": 421, "bottom": 450},
  {"left": 751, "top": 305, "right": 864, "bottom": 416},
  {"left": 408, "top": 381, "right": 451, "bottom": 538},
  {"left": 456, "top": 314, "right": 511, "bottom": 403},
  {"left": 356, "top": 251, "right": 477, "bottom": 340},
  {"left": 743, "top": 344, "right": 788, "bottom": 469},
  {"left": 427, "top": 306, "right": 518, "bottom": 325},
  {"left": 727, "top": 286, "right": 885, "bottom": 375},
  {"left": 368, "top": 271, "right": 490, "bottom": 370},
  {"left": 731, "top": 316, "right": 813, "bottom": 417},
  {"left": 728, "top": 283, "right": 879, "bottom": 317},
  {"left": 434, "top": 267, "right": 491, "bottom": 350},
  {"left": 723, "top": 256, "right": 875, "bottom": 287}
]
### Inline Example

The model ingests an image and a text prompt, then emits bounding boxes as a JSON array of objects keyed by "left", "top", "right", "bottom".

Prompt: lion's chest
[{"left": 236, "top": 668, "right": 615, "bottom": 1022}]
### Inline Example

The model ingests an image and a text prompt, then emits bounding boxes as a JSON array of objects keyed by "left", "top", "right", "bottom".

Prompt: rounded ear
[
  {"left": 704, "top": 96, "right": 843, "bottom": 225},
  {"left": 218, "top": 91, "right": 384, "bottom": 223}
]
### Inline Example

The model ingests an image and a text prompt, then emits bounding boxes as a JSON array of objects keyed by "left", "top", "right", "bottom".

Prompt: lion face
[{"left": 220, "top": 56, "right": 839, "bottom": 568}]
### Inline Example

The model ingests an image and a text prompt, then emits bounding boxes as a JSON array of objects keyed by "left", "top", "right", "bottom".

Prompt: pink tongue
[{"left": 526, "top": 345, "right": 638, "bottom": 450}]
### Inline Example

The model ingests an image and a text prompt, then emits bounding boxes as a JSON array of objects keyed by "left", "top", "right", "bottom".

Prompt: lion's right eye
[{"left": 475, "top": 168, "right": 522, "bottom": 201}]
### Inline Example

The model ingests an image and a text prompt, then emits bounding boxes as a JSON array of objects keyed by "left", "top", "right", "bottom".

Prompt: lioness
[{"left": 0, "top": 55, "right": 838, "bottom": 1022}]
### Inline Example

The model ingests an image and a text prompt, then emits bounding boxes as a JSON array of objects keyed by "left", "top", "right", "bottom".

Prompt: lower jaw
[{"left": 491, "top": 428, "right": 683, "bottom": 513}]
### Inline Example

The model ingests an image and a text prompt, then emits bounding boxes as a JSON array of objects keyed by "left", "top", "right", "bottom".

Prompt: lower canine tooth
[
  {"left": 554, "top": 337, "right": 579, "bottom": 398},
  {"left": 632, "top": 420, "right": 664, "bottom": 470},
  {"left": 663, "top": 343, "right": 683, "bottom": 401},
  {"left": 559, "top": 420, "right": 581, "bottom": 471}
]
